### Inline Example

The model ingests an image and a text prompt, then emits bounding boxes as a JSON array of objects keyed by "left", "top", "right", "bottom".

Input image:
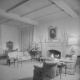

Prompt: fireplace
[{"left": 48, "top": 50, "right": 61, "bottom": 59}]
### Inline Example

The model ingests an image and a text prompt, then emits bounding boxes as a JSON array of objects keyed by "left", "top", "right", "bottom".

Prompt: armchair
[
  {"left": 62, "top": 54, "right": 77, "bottom": 75},
  {"left": 33, "top": 61, "right": 58, "bottom": 80}
]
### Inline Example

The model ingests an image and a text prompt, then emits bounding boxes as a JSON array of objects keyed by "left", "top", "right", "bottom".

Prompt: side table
[{"left": 57, "top": 62, "right": 67, "bottom": 79}]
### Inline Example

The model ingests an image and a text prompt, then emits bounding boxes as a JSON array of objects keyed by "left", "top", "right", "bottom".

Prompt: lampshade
[{"left": 68, "top": 38, "right": 78, "bottom": 45}]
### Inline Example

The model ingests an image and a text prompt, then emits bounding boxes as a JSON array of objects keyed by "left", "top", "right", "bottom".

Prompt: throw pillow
[{"left": 66, "top": 54, "right": 72, "bottom": 60}]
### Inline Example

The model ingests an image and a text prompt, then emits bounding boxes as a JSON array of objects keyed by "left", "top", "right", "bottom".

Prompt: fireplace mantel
[
  {"left": 41, "top": 41, "right": 67, "bottom": 47},
  {"left": 41, "top": 41, "right": 67, "bottom": 58}
]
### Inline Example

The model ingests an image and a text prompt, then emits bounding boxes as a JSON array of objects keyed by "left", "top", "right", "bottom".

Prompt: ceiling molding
[
  {"left": 49, "top": 0, "right": 78, "bottom": 17},
  {"left": 0, "top": 19, "right": 12, "bottom": 25},
  {"left": 0, "top": 9, "right": 38, "bottom": 25},
  {"left": 20, "top": 4, "right": 54, "bottom": 17},
  {"left": 6, "top": 0, "right": 29, "bottom": 12}
]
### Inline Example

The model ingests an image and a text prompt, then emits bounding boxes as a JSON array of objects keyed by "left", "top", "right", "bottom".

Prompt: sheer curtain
[{"left": 19, "top": 26, "right": 34, "bottom": 51}]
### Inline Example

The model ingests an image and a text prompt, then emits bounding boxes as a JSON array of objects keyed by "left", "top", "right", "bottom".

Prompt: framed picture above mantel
[{"left": 48, "top": 26, "right": 57, "bottom": 41}]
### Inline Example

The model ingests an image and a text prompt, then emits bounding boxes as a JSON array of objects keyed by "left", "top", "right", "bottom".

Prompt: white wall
[
  {"left": 1, "top": 25, "right": 20, "bottom": 50},
  {"left": 34, "top": 17, "right": 80, "bottom": 56}
]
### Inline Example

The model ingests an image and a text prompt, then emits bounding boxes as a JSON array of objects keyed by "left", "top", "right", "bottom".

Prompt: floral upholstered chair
[
  {"left": 33, "top": 61, "right": 58, "bottom": 80},
  {"left": 62, "top": 54, "right": 77, "bottom": 75}
]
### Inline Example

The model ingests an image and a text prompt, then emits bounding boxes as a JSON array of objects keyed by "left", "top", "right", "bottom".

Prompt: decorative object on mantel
[
  {"left": 62, "top": 29, "right": 68, "bottom": 41},
  {"left": 48, "top": 26, "right": 57, "bottom": 41}
]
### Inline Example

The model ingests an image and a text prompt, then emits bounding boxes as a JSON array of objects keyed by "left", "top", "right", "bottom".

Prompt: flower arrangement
[{"left": 27, "top": 42, "right": 39, "bottom": 52}]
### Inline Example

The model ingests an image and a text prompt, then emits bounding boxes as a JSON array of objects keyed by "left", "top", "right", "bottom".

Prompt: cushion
[
  {"left": 17, "top": 52, "right": 23, "bottom": 57},
  {"left": 8, "top": 52, "right": 17, "bottom": 58},
  {"left": 66, "top": 54, "right": 72, "bottom": 60},
  {"left": 23, "top": 51, "right": 29, "bottom": 56},
  {"left": 8, "top": 51, "right": 23, "bottom": 58}
]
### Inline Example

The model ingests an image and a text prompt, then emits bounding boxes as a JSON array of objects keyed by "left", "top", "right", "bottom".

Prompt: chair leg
[
  {"left": 14, "top": 59, "right": 16, "bottom": 67},
  {"left": 58, "top": 66, "right": 62, "bottom": 79},
  {"left": 21, "top": 61, "right": 22, "bottom": 67},
  {"left": 9, "top": 60, "right": 10, "bottom": 67},
  {"left": 65, "top": 65, "right": 67, "bottom": 76},
  {"left": 7, "top": 59, "right": 10, "bottom": 66},
  {"left": 59, "top": 67, "right": 62, "bottom": 79},
  {"left": 17, "top": 60, "right": 19, "bottom": 68}
]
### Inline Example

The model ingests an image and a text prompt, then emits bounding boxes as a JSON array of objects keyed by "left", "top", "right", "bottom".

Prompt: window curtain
[
  {"left": 19, "top": 26, "right": 34, "bottom": 51},
  {"left": 0, "top": 27, "right": 2, "bottom": 49}
]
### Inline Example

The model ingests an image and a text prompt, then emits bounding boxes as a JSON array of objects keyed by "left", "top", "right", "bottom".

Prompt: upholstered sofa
[{"left": 7, "top": 51, "right": 31, "bottom": 65}]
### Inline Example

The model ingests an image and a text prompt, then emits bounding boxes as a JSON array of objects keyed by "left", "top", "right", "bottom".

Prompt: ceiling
[{"left": 0, "top": 0, "right": 80, "bottom": 27}]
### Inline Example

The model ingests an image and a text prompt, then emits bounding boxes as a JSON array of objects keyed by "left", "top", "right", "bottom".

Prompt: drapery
[
  {"left": 0, "top": 27, "right": 2, "bottom": 49},
  {"left": 19, "top": 26, "right": 34, "bottom": 51}
]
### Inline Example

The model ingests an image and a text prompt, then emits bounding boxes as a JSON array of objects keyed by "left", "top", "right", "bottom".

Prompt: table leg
[
  {"left": 59, "top": 67, "right": 62, "bottom": 79},
  {"left": 17, "top": 61, "right": 19, "bottom": 68},
  {"left": 65, "top": 65, "right": 67, "bottom": 76},
  {"left": 8, "top": 59, "right": 10, "bottom": 67},
  {"left": 14, "top": 59, "right": 16, "bottom": 67},
  {"left": 21, "top": 61, "right": 22, "bottom": 67}
]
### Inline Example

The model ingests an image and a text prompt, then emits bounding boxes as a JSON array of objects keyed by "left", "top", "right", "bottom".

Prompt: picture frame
[
  {"left": 48, "top": 26, "right": 57, "bottom": 41},
  {"left": 6, "top": 41, "right": 13, "bottom": 51}
]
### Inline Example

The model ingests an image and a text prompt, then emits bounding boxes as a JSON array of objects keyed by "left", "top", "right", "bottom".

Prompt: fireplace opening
[{"left": 48, "top": 50, "right": 61, "bottom": 59}]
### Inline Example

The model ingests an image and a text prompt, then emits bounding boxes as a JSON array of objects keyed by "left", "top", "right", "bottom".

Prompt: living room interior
[{"left": 0, "top": 0, "right": 80, "bottom": 80}]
